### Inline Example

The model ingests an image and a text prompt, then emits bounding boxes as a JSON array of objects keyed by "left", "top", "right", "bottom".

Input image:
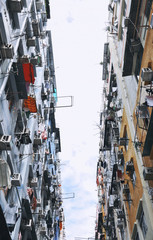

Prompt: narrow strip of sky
[{"left": 49, "top": 0, "right": 109, "bottom": 239}]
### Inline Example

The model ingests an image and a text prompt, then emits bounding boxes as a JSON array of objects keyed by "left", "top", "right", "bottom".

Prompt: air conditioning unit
[
  {"left": 54, "top": 139, "right": 59, "bottom": 145},
  {"left": 38, "top": 210, "right": 45, "bottom": 219},
  {"left": 40, "top": 226, "right": 47, "bottom": 235},
  {"left": 136, "top": 105, "right": 149, "bottom": 119},
  {"left": 44, "top": 109, "right": 48, "bottom": 120},
  {"left": 141, "top": 68, "right": 153, "bottom": 82},
  {"left": 143, "top": 167, "right": 153, "bottom": 180},
  {"left": 32, "top": 20, "right": 40, "bottom": 36},
  {"left": 0, "top": 45, "right": 14, "bottom": 59},
  {"left": 27, "top": 37, "right": 36, "bottom": 47},
  {"left": 117, "top": 219, "right": 124, "bottom": 228},
  {"left": 114, "top": 130, "right": 119, "bottom": 140},
  {"left": 126, "top": 161, "right": 134, "bottom": 172},
  {"left": 9, "top": 0, "right": 23, "bottom": 12},
  {"left": 52, "top": 175, "right": 57, "bottom": 180},
  {"left": 40, "top": 31, "right": 46, "bottom": 39},
  {"left": 37, "top": 199, "right": 41, "bottom": 207},
  {"left": 36, "top": 1, "right": 43, "bottom": 11},
  {"left": 50, "top": 229, "right": 54, "bottom": 236},
  {"left": 114, "top": 198, "right": 120, "bottom": 208},
  {"left": 0, "top": 135, "right": 12, "bottom": 150},
  {"left": 11, "top": 173, "right": 22, "bottom": 186},
  {"left": 33, "top": 137, "right": 42, "bottom": 146},
  {"left": 24, "top": 219, "right": 32, "bottom": 230},
  {"left": 24, "top": 128, "right": 30, "bottom": 135},
  {"left": 30, "top": 177, "right": 38, "bottom": 187},
  {"left": 51, "top": 96, "right": 55, "bottom": 103},
  {"left": 30, "top": 56, "right": 39, "bottom": 65},
  {"left": 44, "top": 68, "right": 49, "bottom": 80},
  {"left": 124, "top": 17, "right": 130, "bottom": 27},
  {"left": 41, "top": 12, "right": 47, "bottom": 22},
  {"left": 119, "top": 138, "right": 128, "bottom": 146},
  {"left": 19, "top": 55, "right": 30, "bottom": 63},
  {"left": 123, "top": 184, "right": 129, "bottom": 194},
  {"left": 117, "top": 210, "right": 124, "bottom": 218},
  {"left": 118, "top": 151, "right": 124, "bottom": 159}
]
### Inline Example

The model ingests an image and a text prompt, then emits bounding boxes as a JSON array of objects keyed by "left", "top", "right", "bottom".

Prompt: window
[
  {"left": 120, "top": 126, "right": 129, "bottom": 151},
  {"left": 127, "top": 190, "right": 132, "bottom": 208},
  {"left": 132, "top": 171, "right": 136, "bottom": 188},
  {"left": 139, "top": 211, "right": 148, "bottom": 238}
]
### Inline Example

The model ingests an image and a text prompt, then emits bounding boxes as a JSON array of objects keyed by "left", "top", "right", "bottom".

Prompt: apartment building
[
  {"left": 95, "top": 0, "right": 153, "bottom": 240},
  {"left": 0, "top": 0, "right": 65, "bottom": 239}
]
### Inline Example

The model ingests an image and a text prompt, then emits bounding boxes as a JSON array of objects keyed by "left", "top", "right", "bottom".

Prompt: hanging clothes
[
  {"left": 22, "top": 63, "right": 35, "bottom": 84},
  {"left": 24, "top": 96, "right": 37, "bottom": 113}
]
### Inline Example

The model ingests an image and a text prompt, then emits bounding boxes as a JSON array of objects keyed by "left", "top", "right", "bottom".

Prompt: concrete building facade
[
  {"left": 95, "top": 1, "right": 153, "bottom": 240},
  {"left": 0, "top": 0, "right": 65, "bottom": 239}
]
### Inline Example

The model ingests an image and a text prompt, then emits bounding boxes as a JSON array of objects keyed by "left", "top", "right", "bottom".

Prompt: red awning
[{"left": 22, "top": 63, "right": 35, "bottom": 84}]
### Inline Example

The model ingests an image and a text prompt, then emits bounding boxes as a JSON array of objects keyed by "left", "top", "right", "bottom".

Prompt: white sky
[{"left": 49, "top": 0, "right": 108, "bottom": 239}]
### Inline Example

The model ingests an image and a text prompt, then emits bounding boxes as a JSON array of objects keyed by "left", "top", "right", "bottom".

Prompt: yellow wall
[{"left": 120, "top": 108, "right": 143, "bottom": 233}]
